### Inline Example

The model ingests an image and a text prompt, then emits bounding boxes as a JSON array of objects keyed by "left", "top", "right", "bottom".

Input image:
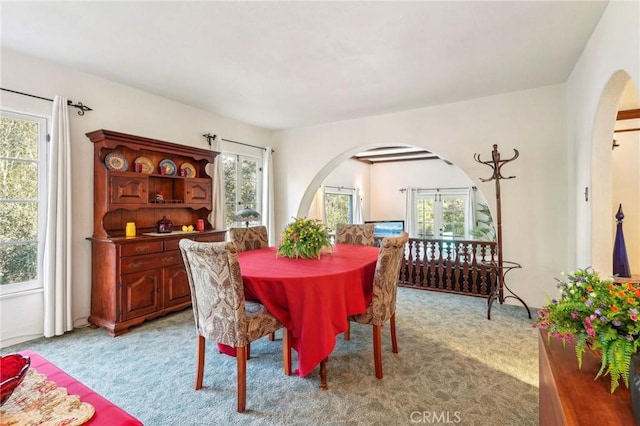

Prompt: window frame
[
  {"left": 323, "top": 186, "right": 355, "bottom": 234},
  {"left": 415, "top": 188, "right": 469, "bottom": 240},
  {"left": 221, "top": 152, "right": 263, "bottom": 229},
  {"left": 0, "top": 109, "right": 49, "bottom": 296}
]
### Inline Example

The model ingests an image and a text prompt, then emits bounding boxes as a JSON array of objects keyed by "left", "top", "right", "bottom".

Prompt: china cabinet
[{"left": 86, "top": 130, "right": 225, "bottom": 336}]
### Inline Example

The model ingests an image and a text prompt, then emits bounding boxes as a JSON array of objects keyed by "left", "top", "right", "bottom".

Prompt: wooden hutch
[{"left": 87, "top": 130, "right": 226, "bottom": 336}]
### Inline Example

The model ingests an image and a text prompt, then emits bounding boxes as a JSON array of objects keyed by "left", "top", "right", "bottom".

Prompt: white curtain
[
  {"left": 43, "top": 96, "right": 73, "bottom": 337},
  {"left": 353, "top": 188, "right": 363, "bottom": 224},
  {"left": 404, "top": 188, "right": 418, "bottom": 238},
  {"left": 309, "top": 185, "right": 326, "bottom": 223},
  {"left": 210, "top": 138, "right": 225, "bottom": 231},
  {"left": 262, "top": 147, "right": 275, "bottom": 245},
  {"left": 464, "top": 186, "right": 477, "bottom": 239}
]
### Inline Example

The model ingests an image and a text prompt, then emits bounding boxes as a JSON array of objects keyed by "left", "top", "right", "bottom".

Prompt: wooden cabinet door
[
  {"left": 120, "top": 270, "right": 161, "bottom": 320},
  {"left": 163, "top": 264, "right": 192, "bottom": 309},
  {"left": 183, "top": 179, "right": 211, "bottom": 205},
  {"left": 110, "top": 174, "right": 148, "bottom": 204}
]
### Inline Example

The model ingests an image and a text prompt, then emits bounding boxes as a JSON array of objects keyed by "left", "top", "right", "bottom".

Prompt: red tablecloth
[
  {"left": 236, "top": 244, "right": 378, "bottom": 377},
  {"left": 18, "top": 350, "right": 143, "bottom": 426}
]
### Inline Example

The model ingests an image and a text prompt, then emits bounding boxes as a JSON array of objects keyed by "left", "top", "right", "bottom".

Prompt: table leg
[{"left": 319, "top": 357, "right": 328, "bottom": 390}]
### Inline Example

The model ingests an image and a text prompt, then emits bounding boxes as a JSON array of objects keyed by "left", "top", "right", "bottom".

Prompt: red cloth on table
[
  {"left": 19, "top": 350, "right": 143, "bottom": 426},
  {"left": 218, "top": 244, "right": 378, "bottom": 377}
]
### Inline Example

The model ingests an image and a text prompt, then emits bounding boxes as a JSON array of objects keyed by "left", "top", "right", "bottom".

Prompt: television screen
[{"left": 365, "top": 220, "right": 405, "bottom": 237}]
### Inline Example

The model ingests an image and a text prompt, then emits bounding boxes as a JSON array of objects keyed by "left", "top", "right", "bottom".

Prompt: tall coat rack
[{"left": 474, "top": 144, "right": 530, "bottom": 319}]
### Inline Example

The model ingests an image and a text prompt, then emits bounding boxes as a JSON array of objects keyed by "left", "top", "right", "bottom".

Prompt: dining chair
[
  {"left": 347, "top": 232, "right": 409, "bottom": 379},
  {"left": 335, "top": 223, "right": 375, "bottom": 246},
  {"left": 179, "top": 239, "right": 288, "bottom": 413},
  {"left": 229, "top": 225, "right": 277, "bottom": 341},
  {"left": 229, "top": 226, "right": 269, "bottom": 252}
]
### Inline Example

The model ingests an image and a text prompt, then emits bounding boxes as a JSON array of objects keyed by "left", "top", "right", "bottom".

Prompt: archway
[
  {"left": 590, "top": 71, "right": 639, "bottom": 274},
  {"left": 296, "top": 143, "right": 489, "bottom": 230}
]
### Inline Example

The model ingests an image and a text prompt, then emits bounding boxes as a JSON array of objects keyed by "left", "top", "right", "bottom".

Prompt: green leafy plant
[
  {"left": 277, "top": 217, "right": 333, "bottom": 259},
  {"left": 534, "top": 268, "right": 640, "bottom": 392},
  {"left": 470, "top": 203, "right": 496, "bottom": 241}
]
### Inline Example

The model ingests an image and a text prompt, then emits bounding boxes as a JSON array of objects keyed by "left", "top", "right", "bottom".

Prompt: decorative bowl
[{"left": 1, "top": 353, "right": 30, "bottom": 406}]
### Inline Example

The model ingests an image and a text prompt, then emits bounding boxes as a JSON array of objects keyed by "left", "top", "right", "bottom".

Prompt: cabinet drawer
[
  {"left": 121, "top": 251, "right": 181, "bottom": 274},
  {"left": 165, "top": 238, "right": 189, "bottom": 252},
  {"left": 195, "top": 234, "right": 225, "bottom": 243},
  {"left": 121, "top": 241, "right": 164, "bottom": 257}
]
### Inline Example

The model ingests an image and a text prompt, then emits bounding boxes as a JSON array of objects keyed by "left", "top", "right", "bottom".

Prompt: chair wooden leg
[
  {"left": 236, "top": 346, "right": 247, "bottom": 413},
  {"left": 269, "top": 332, "right": 275, "bottom": 341},
  {"left": 195, "top": 335, "right": 205, "bottom": 390},
  {"left": 319, "top": 357, "right": 328, "bottom": 390},
  {"left": 390, "top": 313, "right": 398, "bottom": 354},
  {"left": 373, "top": 324, "right": 383, "bottom": 379},
  {"left": 282, "top": 328, "right": 292, "bottom": 376},
  {"left": 247, "top": 342, "right": 251, "bottom": 360},
  {"left": 344, "top": 321, "right": 350, "bottom": 341}
]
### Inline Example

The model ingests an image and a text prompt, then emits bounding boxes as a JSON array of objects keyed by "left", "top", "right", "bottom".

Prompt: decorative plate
[
  {"left": 134, "top": 156, "right": 154, "bottom": 174},
  {"left": 104, "top": 152, "right": 129, "bottom": 171},
  {"left": 180, "top": 162, "right": 196, "bottom": 178},
  {"left": 159, "top": 159, "right": 177, "bottom": 176}
]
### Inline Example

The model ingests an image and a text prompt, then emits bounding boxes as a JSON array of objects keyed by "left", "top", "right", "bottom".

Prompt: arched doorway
[
  {"left": 591, "top": 71, "right": 639, "bottom": 275},
  {"left": 296, "top": 143, "right": 490, "bottom": 235}
]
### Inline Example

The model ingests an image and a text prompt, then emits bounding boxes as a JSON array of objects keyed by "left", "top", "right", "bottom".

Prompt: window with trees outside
[
  {"left": 0, "top": 111, "right": 48, "bottom": 294},
  {"left": 324, "top": 187, "right": 353, "bottom": 235},
  {"left": 416, "top": 189, "right": 467, "bottom": 239},
  {"left": 222, "top": 153, "right": 262, "bottom": 229}
]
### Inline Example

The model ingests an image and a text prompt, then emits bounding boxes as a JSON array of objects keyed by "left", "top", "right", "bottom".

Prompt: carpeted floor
[{"left": 1, "top": 287, "right": 539, "bottom": 425}]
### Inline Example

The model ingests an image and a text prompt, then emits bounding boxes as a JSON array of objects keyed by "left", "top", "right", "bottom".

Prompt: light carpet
[{"left": 1, "top": 287, "right": 539, "bottom": 425}]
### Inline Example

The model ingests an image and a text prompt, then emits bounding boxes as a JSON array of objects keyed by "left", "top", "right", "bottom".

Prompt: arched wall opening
[
  {"left": 296, "top": 143, "right": 489, "bottom": 227},
  {"left": 590, "top": 70, "right": 639, "bottom": 275}
]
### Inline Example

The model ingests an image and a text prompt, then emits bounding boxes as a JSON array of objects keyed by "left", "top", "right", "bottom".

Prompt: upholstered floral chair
[
  {"left": 230, "top": 226, "right": 269, "bottom": 252},
  {"left": 335, "top": 223, "right": 375, "bottom": 246},
  {"left": 179, "top": 239, "right": 286, "bottom": 413},
  {"left": 348, "top": 232, "right": 409, "bottom": 379}
]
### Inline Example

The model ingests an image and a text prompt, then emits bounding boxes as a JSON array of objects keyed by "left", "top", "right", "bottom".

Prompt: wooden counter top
[{"left": 539, "top": 329, "right": 636, "bottom": 425}]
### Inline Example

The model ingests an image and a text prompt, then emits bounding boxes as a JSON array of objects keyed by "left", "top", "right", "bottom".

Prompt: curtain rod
[
  {"left": 399, "top": 186, "right": 477, "bottom": 192},
  {"left": 1, "top": 87, "right": 92, "bottom": 116},
  {"left": 222, "top": 137, "right": 274, "bottom": 153},
  {"left": 325, "top": 185, "right": 356, "bottom": 191},
  {"left": 202, "top": 133, "right": 274, "bottom": 152}
]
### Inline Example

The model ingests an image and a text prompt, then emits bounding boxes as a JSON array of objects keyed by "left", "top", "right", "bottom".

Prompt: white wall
[
  {"left": 0, "top": 48, "right": 271, "bottom": 347},
  {"left": 271, "top": 84, "right": 568, "bottom": 309},
  {"left": 368, "top": 160, "right": 482, "bottom": 221},
  {"left": 612, "top": 127, "right": 640, "bottom": 273},
  {"left": 566, "top": 1, "right": 640, "bottom": 274}
]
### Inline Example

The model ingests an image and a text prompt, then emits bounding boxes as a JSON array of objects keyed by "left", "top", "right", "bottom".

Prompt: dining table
[{"left": 232, "top": 243, "right": 379, "bottom": 389}]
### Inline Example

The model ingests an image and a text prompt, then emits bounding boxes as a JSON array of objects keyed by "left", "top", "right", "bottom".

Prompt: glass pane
[
  {"left": 0, "top": 242, "right": 37, "bottom": 285},
  {"left": 0, "top": 202, "right": 37, "bottom": 241},
  {"left": 417, "top": 198, "right": 435, "bottom": 238},
  {"left": 441, "top": 197, "right": 465, "bottom": 238},
  {"left": 223, "top": 155, "right": 237, "bottom": 228},
  {"left": 240, "top": 158, "right": 258, "bottom": 204},
  {"left": 0, "top": 116, "right": 39, "bottom": 160},
  {"left": 0, "top": 160, "right": 38, "bottom": 199},
  {"left": 325, "top": 193, "right": 351, "bottom": 234}
]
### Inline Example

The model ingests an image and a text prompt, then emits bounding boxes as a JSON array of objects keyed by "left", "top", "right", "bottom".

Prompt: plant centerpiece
[
  {"left": 277, "top": 217, "right": 332, "bottom": 259},
  {"left": 534, "top": 268, "right": 640, "bottom": 392}
]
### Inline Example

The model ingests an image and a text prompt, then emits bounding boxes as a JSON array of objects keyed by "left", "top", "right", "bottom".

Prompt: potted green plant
[
  {"left": 277, "top": 217, "right": 333, "bottom": 259},
  {"left": 534, "top": 268, "right": 640, "bottom": 392}
]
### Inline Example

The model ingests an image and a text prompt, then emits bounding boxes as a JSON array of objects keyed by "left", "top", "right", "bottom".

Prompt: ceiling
[{"left": 1, "top": 1, "right": 612, "bottom": 133}]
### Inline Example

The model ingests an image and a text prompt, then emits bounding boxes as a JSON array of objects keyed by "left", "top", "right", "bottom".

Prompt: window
[
  {"left": 0, "top": 110, "right": 48, "bottom": 294},
  {"left": 323, "top": 186, "right": 360, "bottom": 234},
  {"left": 222, "top": 153, "right": 262, "bottom": 228},
  {"left": 416, "top": 189, "right": 467, "bottom": 239}
]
